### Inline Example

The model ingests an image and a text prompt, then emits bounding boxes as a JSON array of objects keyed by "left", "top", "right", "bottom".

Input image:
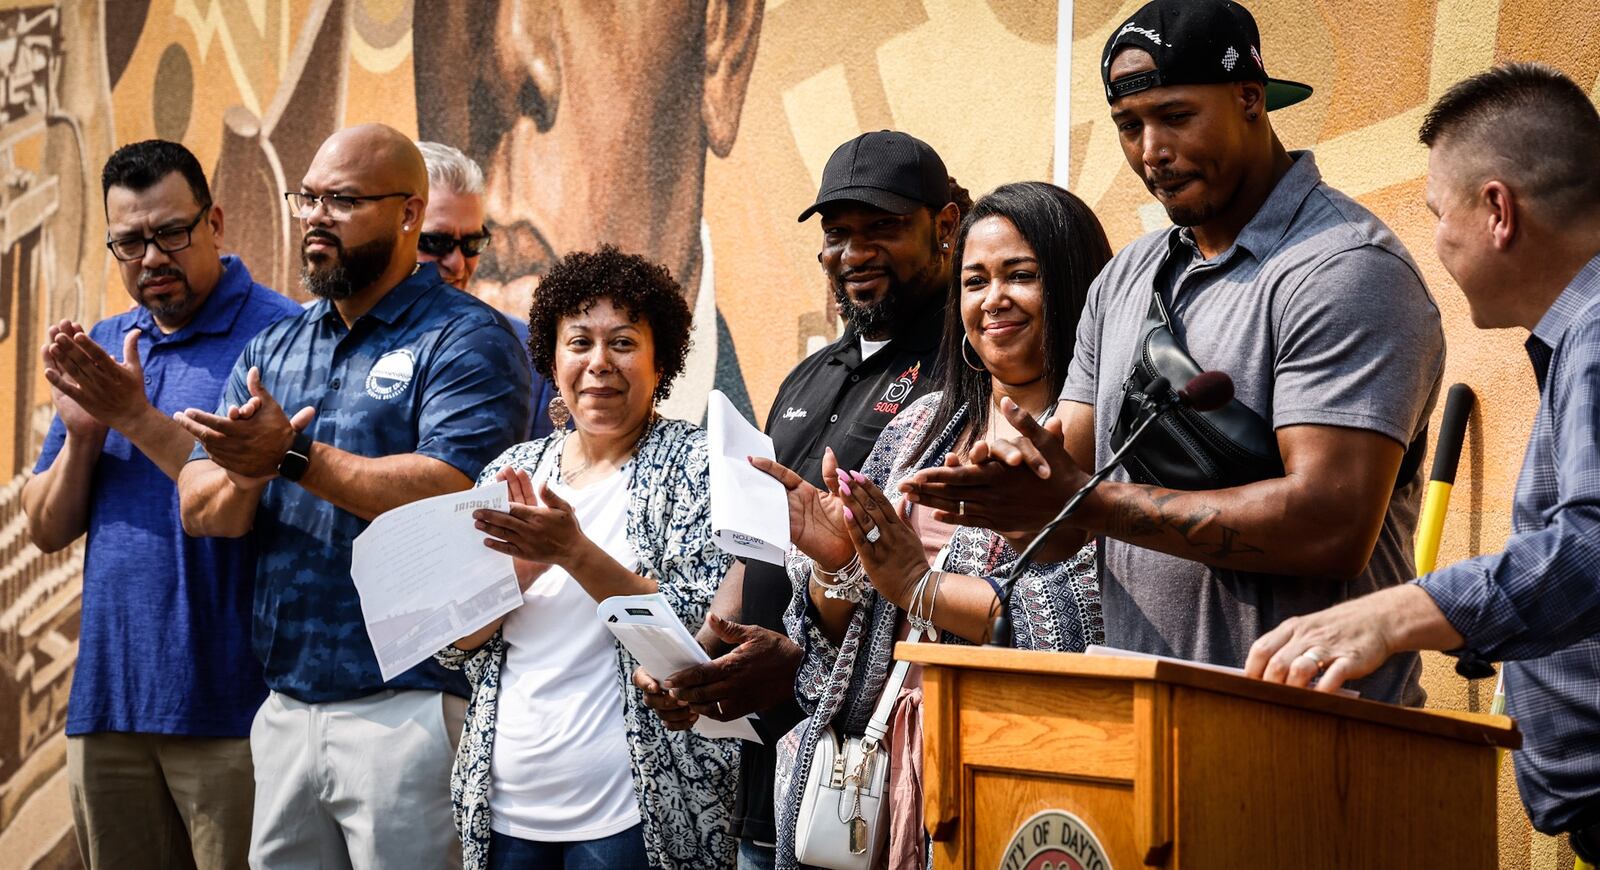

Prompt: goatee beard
[
  {"left": 831, "top": 247, "right": 944, "bottom": 339},
  {"left": 301, "top": 233, "right": 396, "bottom": 301}
]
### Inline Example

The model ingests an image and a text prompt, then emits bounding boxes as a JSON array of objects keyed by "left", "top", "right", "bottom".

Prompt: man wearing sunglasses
[
  {"left": 417, "top": 141, "right": 559, "bottom": 438},
  {"left": 21, "top": 139, "right": 299, "bottom": 869},
  {"left": 415, "top": 141, "right": 493, "bottom": 291},
  {"left": 175, "top": 124, "right": 532, "bottom": 869}
]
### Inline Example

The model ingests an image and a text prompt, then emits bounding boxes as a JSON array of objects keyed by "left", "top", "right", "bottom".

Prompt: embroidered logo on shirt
[
  {"left": 783, "top": 407, "right": 808, "bottom": 421},
  {"left": 874, "top": 361, "right": 920, "bottom": 415},
  {"left": 366, "top": 348, "right": 416, "bottom": 400}
]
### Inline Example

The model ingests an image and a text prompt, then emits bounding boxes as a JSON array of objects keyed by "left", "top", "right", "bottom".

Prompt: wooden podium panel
[{"left": 903, "top": 645, "right": 1519, "bottom": 870}]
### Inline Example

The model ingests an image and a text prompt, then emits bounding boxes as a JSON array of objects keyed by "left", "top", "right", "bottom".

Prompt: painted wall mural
[{"left": 0, "top": 1, "right": 1593, "bottom": 867}]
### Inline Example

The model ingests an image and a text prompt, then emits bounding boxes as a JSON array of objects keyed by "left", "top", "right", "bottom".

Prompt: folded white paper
[
  {"left": 706, "top": 389, "right": 791, "bottom": 565},
  {"left": 352, "top": 481, "right": 524, "bottom": 681},
  {"left": 598, "top": 593, "right": 762, "bottom": 742}
]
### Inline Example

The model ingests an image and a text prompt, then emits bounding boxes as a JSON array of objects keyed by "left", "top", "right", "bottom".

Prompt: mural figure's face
[
  {"left": 959, "top": 215, "right": 1046, "bottom": 386},
  {"left": 414, "top": 0, "right": 762, "bottom": 317},
  {"left": 818, "top": 202, "right": 954, "bottom": 340},
  {"left": 554, "top": 297, "right": 661, "bottom": 439},
  {"left": 296, "top": 132, "right": 425, "bottom": 301},
  {"left": 417, "top": 187, "right": 489, "bottom": 291},
  {"left": 1426, "top": 143, "right": 1505, "bottom": 329},
  {"left": 1108, "top": 48, "right": 1255, "bottom": 228},
  {"left": 105, "top": 171, "right": 225, "bottom": 330}
]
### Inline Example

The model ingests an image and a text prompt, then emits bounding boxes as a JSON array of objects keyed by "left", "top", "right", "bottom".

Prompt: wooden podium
[{"left": 901, "top": 645, "right": 1520, "bottom": 870}]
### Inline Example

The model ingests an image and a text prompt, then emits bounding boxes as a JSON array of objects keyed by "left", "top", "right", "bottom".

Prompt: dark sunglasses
[{"left": 418, "top": 230, "right": 492, "bottom": 258}]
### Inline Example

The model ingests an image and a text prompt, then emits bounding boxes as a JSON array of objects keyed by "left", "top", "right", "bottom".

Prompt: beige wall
[{"left": 0, "top": 1, "right": 1590, "bottom": 866}]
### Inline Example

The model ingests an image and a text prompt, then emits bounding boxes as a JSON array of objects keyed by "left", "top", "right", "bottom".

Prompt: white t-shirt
[
  {"left": 489, "top": 460, "right": 641, "bottom": 841},
  {"left": 860, "top": 336, "right": 891, "bottom": 359}
]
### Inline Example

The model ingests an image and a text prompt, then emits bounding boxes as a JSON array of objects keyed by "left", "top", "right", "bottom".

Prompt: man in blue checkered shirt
[{"left": 1247, "top": 63, "right": 1600, "bottom": 860}]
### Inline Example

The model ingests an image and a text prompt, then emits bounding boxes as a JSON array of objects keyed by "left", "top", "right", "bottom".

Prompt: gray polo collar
[{"left": 1170, "top": 150, "right": 1323, "bottom": 265}]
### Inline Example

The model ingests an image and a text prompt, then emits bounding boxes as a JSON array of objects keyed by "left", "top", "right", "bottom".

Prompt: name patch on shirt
[{"left": 366, "top": 348, "right": 416, "bottom": 400}]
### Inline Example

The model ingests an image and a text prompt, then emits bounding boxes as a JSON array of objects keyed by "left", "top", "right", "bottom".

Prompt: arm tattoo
[{"left": 1104, "top": 488, "right": 1265, "bottom": 560}]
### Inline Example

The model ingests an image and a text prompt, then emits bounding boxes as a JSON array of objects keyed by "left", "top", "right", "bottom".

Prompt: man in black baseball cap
[
  {"left": 797, "top": 129, "right": 952, "bottom": 221},
  {"left": 1101, "top": 0, "right": 1313, "bottom": 110},
  {"left": 904, "top": 0, "right": 1448, "bottom": 708},
  {"left": 631, "top": 130, "right": 962, "bottom": 869}
]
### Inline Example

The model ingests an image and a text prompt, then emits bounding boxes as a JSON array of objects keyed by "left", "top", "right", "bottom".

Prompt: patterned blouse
[
  {"left": 436, "top": 417, "right": 739, "bottom": 870},
  {"left": 773, "top": 393, "right": 1102, "bottom": 869}
]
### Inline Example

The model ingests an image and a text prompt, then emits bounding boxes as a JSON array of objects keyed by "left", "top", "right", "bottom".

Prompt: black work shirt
[{"left": 733, "top": 303, "right": 945, "bottom": 842}]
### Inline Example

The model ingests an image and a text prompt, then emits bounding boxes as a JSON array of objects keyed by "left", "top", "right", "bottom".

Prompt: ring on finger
[
  {"left": 958, "top": 500, "right": 966, "bottom": 516},
  {"left": 715, "top": 700, "right": 725, "bottom": 717},
  {"left": 1298, "top": 648, "right": 1329, "bottom": 671},
  {"left": 864, "top": 525, "right": 881, "bottom": 544}
]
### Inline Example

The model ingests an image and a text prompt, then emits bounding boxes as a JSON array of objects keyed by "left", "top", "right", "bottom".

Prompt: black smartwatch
[{"left": 277, "top": 430, "right": 314, "bottom": 482}]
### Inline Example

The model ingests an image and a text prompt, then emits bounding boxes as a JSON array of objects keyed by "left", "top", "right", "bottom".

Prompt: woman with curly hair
[{"left": 437, "top": 245, "right": 737, "bottom": 870}]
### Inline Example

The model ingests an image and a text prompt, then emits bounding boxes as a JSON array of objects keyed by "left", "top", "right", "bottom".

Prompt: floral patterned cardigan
[
  {"left": 436, "top": 418, "right": 739, "bottom": 870},
  {"left": 773, "top": 393, "right": 1103, "bottom": 869}
]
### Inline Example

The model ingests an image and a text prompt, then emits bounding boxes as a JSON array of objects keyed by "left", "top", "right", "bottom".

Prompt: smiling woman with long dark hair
[
  {"left": 754, "top": 181, "right": 1113, "bottom": 869},
  {"left": 436, "top": 245, "right": 737, "bottom": 870}
]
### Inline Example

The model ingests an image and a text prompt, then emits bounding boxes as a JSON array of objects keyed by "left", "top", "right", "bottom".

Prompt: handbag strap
[{"left": 863, "top": 545, "right": 950, "bottom": 745}]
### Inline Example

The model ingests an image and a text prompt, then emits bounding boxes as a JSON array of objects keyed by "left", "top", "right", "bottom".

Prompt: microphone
[
  {"left": 1177, "top": 370, "right": 1234, "bottom": 412},
  {"left": 987, "top": 371, "right": 1235, "bottom": 647}
]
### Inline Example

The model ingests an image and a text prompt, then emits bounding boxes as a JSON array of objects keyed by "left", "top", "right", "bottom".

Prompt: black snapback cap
[
  {"left": 1102, "top": 0, "right": 1313, "bottom": 111},
  {"left": 797, "top": 130, "right": 950, "bottom": 222}
]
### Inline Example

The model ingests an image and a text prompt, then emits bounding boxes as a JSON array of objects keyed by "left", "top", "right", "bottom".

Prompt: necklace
[
  {"left": 985, "top": 398, "right": 1053, "bottom": 443},
  {"left": 560, "top": 414, "right": 655, "bottom": 487}
]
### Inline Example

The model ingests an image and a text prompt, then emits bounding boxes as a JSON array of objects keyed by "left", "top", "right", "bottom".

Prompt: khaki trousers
[
  {"left": 67, "top": 732, "right": 254, "bottom": 870},
  {"left": 248, "top": 689, "right": 465, "bottom": 870}
]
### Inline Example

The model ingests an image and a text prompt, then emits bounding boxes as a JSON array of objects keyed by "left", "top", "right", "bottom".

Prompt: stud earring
[{"left": 942, "top": 242, "right": 950, "bottom": 250}]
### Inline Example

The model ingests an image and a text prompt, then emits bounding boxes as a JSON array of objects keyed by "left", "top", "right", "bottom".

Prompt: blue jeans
[
  {"left": 737, "top": 838, "right": 776, "bottom": 870},
  {"left": 486, "top": 824, "right": 647, "bottom": 870}
]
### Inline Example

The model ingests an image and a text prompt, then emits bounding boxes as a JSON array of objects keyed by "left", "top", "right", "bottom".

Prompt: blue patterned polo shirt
[{"left": 197, "top": 263, "right": 532, "bottom": 703}]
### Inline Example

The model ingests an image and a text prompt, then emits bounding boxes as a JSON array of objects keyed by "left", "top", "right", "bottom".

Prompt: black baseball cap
[
  {"left": 1102, "top": 0, "right": 1313, "bottom": 111},
  {"left": 797, "top": 130, "right": 950, "bottom": 222}
]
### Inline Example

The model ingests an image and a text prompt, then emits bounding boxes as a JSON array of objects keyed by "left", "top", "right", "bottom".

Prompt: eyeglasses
[
  {"left": 418, "top": 230, "right": 493, "bottom": 258},
  {"left": 106, "top": 205, "right": 212, "bottom": 262},
  {"left": 284, "top": 191, "right": 412, "bottom": 220}
]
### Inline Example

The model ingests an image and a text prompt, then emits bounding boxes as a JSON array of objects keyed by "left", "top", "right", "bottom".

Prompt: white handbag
[{"left": 794, "top": 547, "right": 946, "bottom": 869}]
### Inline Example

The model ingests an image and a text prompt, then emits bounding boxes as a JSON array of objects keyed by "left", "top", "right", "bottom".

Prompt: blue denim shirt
[
  {"left": 195, "top": 263, "right": 532, "bottom": 703},
  {"left": 36, "top": 256, "right": 299, "bottom": 736},
  {"left": 1419, "top": 252, "right": 1600, "bottom": 832}
]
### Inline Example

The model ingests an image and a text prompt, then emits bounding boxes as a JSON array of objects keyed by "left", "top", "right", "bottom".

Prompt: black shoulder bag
[{"left": 1110, "top": 286, "right": 1425, "bottom": 491}]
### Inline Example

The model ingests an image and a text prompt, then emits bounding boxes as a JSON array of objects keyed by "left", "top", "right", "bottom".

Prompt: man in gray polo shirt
[{"left": 903, "top": 0, "right": 1443, "bottom": 704}]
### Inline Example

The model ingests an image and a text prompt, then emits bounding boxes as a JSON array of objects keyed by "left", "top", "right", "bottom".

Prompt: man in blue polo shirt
[
  {"left": 22, "top": 140, "right": 298, "bottom": 869},
  {"left": 176, "top": 124, "right": 531, "bottom": 869}
]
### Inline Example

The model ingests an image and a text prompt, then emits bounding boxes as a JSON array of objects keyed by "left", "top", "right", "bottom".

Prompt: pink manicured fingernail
[
  {"left": 843, "top": 506, "right": 854, "bottom": 522},
  {"left": 839, "top": 481, "right": 852, "bottom": 497}
]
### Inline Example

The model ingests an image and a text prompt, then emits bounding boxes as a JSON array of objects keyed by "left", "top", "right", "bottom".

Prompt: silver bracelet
[
  {"left": 906, "top": 568, "right": 942, "bottom": 634},
  {"left": 812, "top": 554, "right": 867, "bottom": 601}
]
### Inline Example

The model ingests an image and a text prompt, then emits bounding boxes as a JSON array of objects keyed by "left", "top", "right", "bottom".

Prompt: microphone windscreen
[
  {"left": 1145, "top": 376, "right": 1171, "bottom": 401},
  {"left": 1179, "top": 371, "right": 1234, "bottom": 412}
]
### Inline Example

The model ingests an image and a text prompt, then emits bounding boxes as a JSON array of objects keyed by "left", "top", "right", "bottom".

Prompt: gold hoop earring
[
  {"left": 547, "top": 395, "right": 571, "bottom": 430},
  {"left": 961, "top": 338, "right": 986, "bottom": 372}
]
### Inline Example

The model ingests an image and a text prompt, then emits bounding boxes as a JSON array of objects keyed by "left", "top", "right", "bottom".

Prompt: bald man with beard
[{"left": 176, "top": 124, "right": 532, "bottom": 869}]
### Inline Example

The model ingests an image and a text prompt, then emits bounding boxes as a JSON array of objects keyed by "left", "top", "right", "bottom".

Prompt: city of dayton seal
[{"left": 998, "top": 809, "right": 1112, "bottom": 870}]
